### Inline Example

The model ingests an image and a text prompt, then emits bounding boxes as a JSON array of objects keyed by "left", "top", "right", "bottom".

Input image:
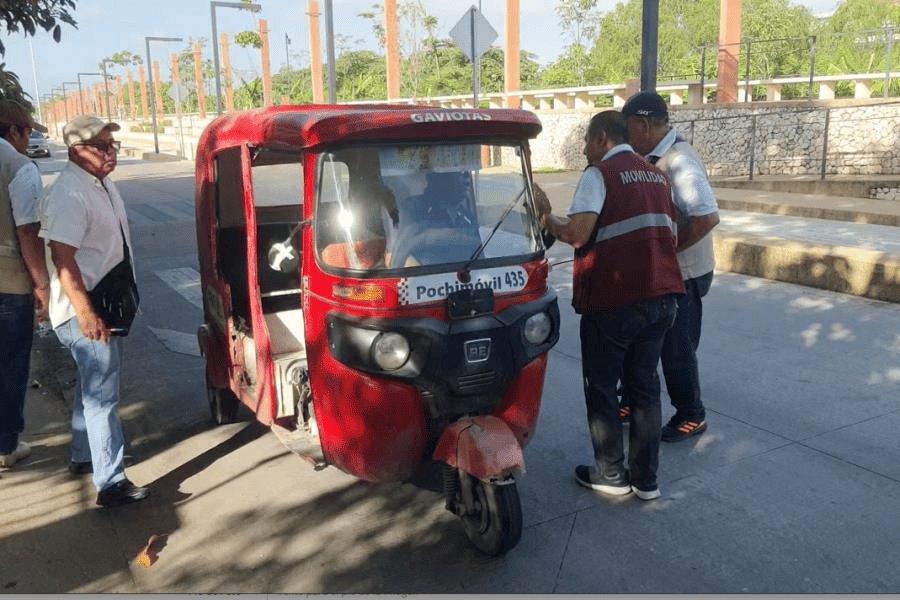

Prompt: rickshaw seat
[{"left": 321, "top": 239, "right": 386, "bottom": 269}]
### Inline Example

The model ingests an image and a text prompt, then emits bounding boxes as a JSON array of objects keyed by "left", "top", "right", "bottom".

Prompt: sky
[{"left": 2, "top": 0, "right": 844, "bottom": 105}]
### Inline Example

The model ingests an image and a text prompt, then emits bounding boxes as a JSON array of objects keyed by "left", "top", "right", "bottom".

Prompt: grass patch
[{"left": 533, "top": 167, "right": 567, "bottom": 174}]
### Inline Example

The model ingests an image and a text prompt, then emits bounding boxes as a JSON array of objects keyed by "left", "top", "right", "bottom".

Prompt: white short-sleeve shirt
[
  {"left": 647, "top": 128, "right": 719, "bottom": 279},
  {"left": 39, "top": 162, "right": 134, "bottom": 327},
  {"left": 567, "top": 144, "right": 636, "bottom": 217}
]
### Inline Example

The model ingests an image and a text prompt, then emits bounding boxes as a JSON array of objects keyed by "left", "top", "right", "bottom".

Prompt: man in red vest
[{"left": 543, "top": 111, "right": 684, "bottom": 500}]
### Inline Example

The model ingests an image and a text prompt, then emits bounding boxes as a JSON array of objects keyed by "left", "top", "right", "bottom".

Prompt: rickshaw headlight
[
  {"left": 372, "top": 332, "right": 410, "bottom": 371},
  {"left": 523, "top": 312, "right": 552, "bottom": 345}
]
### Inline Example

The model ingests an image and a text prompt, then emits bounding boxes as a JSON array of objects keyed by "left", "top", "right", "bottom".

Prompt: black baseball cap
[{"left": 621, "top": 91, "right": 668, "bottom": 118}]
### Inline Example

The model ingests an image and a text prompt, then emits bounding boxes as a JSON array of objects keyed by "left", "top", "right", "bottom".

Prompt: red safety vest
[{"left": 572, "top": 151, "right": 685, "bottom": 313}]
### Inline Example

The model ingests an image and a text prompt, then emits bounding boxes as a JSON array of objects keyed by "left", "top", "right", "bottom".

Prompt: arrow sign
[{"left": 450, "top": 6, "right": 498, "bottom": 62}]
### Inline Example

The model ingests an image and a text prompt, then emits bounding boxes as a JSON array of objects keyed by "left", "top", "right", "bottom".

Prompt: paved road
[{"left": 1, "top": 158, "right": 898, "bottom": 593}]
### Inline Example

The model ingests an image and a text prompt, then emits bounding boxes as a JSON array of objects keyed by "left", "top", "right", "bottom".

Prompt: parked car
[{"left": 26, "top": 130, "right": 50, "bottom": 158}]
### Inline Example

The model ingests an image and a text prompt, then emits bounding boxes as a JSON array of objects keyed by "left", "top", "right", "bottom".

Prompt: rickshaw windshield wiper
[{"left": 458, "top": 184, "right": 528, "bottom": 283}]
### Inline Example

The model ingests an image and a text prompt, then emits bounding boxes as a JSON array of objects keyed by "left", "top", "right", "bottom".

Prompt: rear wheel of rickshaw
[
  {"left": 459, "top": 473, "right": 523, "bottom": 556},
  {"left": 207, "top": 385, "right": 239, "bottom": 425}
]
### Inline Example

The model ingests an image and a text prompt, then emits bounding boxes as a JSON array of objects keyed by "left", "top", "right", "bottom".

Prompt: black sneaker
[
  {"left": 96, "top": 479, "right": 149, "bottom": 507},
  {"left": 661, "top": 417, "right": 707, "bottom": 442},
  {"left": 574, "top": 465, "right": 631, "bottom": 496},
  {"left": 68, "top": 461, "right": 93, "bottom": 475}
]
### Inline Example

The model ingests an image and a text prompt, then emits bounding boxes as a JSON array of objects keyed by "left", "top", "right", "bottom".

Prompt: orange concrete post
[
  {"left": 220, "top": 32, "right": 235, "bottom": 111},
  {"left": 260, "top": 19, "right": 273, "bottom": 107},
  {"left": 308, "top": 0, "right": 324, "bottom": 104},
  {"left": 92, "top": 84, "right": 100, "bottom": 114},
  {"left": 170, "top": 53, "right": 181, "bottom": 104},
  {"left": 385, "top": 0, "right": 400, "bottom": 100},
  {"left": 716, "top": 0, "right": 742, "bottom": 103},
  {"left": 152, "top": 60, "right": 164, "bottom": 119},
  {"left": 280, "top": 94, "right": 290, "bottom": 105},
  {"left": 127, "top": 71, "right": 137, "bottom": 120},
  {"left": 504, "top": 0, "right": 521, "bottom": 109},
  {"left": 115, "top": 76, "right": 124, "bottom": 119},
  {"left": 138, "top": 65, "right": 149, "bottom": 121},
  {"left": 193, "top": 44, "right": 206, "bottom": 118}
]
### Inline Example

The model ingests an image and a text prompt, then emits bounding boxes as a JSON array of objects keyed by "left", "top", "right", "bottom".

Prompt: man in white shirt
[
  {"left": 622, "top": 92, "right": 720, "bottom": 443},
  {"left": 40, "top": 115, "right": 148, "bottom": 506},
  {"left": 0, "top": 99, "right": 50, "bottom": 469}
]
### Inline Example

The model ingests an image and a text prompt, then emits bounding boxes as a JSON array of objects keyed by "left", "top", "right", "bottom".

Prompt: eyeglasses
[{"left": 77, "top": 140, "right": 121, "bottom": 154}]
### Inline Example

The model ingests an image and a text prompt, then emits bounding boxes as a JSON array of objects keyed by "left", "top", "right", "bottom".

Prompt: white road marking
[
  {"left": 155, "top": 267, "right": 203, "bottom": 309},
  {"left": 149, "top": 326, "right": 201, "bottom": 357}
]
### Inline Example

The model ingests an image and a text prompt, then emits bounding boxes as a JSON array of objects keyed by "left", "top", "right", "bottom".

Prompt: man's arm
[
  {"left": 542, "top": 212, "right": 599, "bottom": 249},
  {"left": 676, "top": 212, "right": 719, "bottom": 252},
  {"left": 15, "top": 223, "right": 50, "bottom": 318},
  {"left": 49, "top": 240, "right": 110, "bottom": 343}
]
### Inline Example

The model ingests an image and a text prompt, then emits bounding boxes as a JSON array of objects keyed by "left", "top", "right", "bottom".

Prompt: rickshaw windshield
[{"left": 314, "top": 142, "right": 540, "bottom": 273}]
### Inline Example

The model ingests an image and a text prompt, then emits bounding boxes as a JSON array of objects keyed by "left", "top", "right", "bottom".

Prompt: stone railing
[{"left": 376, "top": 72, "right": 899, "bottom": 110}]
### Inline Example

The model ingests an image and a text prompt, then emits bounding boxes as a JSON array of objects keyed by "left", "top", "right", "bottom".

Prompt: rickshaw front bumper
[{"left": 326, "top": 291, "right": 558, "bottom": 421}]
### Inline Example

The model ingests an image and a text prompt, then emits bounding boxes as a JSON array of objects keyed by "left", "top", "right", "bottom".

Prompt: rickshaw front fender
[
  {"left": 432, "top": 415, "right": 525, "bottom": 481},
  {"left": 198, "top": 323, "right": 229, "bottom": 389}
]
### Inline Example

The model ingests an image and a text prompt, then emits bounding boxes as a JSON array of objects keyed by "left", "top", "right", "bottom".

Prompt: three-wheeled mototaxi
[{"left": 194, "top": 104, "right": 559, "bottom": 555}]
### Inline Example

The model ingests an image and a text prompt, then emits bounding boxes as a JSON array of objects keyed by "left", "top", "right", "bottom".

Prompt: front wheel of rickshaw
[
  {"left": 458, "top": 473, "right": 523, "bottom": 556},
  {"left": 207, "top": 385, "right": 239, "bottom": 425}
]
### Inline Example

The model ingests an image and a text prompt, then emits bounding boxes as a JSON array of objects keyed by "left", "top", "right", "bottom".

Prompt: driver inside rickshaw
[{"left": 384, "top": 170, "right": 481, "bottom": 268}]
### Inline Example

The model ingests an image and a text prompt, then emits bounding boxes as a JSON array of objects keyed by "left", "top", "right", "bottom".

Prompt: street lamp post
[
  {"left": 210, "top": 1, "right": 262, "bottom": 115},
  {"left": 77, "top": 72, "right": 103, "bottom": 114},
  {"left": 101, "top": 59, "right": 116, "bottom": 123},
  {"left": 145, "top": 36, "right": 184, "bottom": 154}
]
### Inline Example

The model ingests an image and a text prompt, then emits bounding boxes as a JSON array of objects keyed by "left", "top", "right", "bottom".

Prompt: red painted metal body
[{"left": 194, "top": 104, "right": 553, "bottom": 483}]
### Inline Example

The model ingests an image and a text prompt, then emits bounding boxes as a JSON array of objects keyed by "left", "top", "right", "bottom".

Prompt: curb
[
  {"left": 714, "top": 233, "right": 900, "bottom": 303},
  {"left": 715, "top": 196, "right": 900, "bottom": 227}
]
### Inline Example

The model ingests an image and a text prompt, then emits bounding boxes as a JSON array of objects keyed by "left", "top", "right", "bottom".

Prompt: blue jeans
[
  {"left": 660, "top": 271, "right": 713, "bottom": 422},
  {"left": 54, "top": 317, "right": 126, "bottom": 492},
  {"left": 580, "top": 295, "right": 677, "bottom": 490},
  {"left": 0, "top": 292, "right": 33, "bottom": 454}
]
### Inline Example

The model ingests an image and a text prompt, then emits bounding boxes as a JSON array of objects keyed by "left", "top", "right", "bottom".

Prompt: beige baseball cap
[
  {"left": 0, "top": 99, "right": 48, "bottom": 133},
  {"left": 63, "top": 115, "right": 120, "bottom": 147}
]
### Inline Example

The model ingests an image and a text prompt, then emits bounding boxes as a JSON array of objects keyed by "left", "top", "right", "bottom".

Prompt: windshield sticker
[
  {"left": 410, "top": 111, "right": 492, "bottom": 123},
  {"left": 397, "top": 267, "right": 528, "bottom": 305}
]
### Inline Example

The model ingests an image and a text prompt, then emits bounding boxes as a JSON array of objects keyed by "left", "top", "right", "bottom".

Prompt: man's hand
[
  {"left": 76, "top": 309, "right": 110, "bottom": 344},
  {"left": 33, "top": 284, "right": 50, "bottom": 323}
]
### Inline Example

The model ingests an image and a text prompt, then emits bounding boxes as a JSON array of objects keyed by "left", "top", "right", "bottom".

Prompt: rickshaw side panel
[{"left": 304, "top": 312, "right": 428, "bottom": 482}]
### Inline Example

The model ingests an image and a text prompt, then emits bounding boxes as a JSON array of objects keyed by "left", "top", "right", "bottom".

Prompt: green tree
[
  {"left": 234, "top": 30, "right": 262, "bottom": 49},
  {"left": 335, "top": 50, "right": 386, "bottom": 100},
  {"left": 815, "top": 0, "right": 900, "bottom": 96},
  {"left": 556, "top": 0, "right": 601, "bottom": 86},
  {"left": 585, "top": 0, "right": 814, "bottom": 98}
]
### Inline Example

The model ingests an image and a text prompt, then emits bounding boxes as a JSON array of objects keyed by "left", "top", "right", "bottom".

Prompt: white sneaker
[
  {"left": 0, "top": 441, "right": 31, "bottom": 468},
  {"left": 631, "top": 485, "right": 661, "bottom": 501}
]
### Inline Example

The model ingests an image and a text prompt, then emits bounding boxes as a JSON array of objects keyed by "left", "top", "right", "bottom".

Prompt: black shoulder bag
[{"left": 87, "top": 183, "right": 140, "bottom": 335}]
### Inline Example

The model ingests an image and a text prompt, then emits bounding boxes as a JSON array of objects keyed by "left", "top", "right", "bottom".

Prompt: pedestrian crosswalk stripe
[{"left": 155, "top": 267, "right": 203, "bottom": 309}]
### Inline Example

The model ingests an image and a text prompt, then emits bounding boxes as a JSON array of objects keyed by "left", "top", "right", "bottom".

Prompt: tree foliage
[
  {"left": 0, "top": 0, "right": 78, "bottom": 108},
  {"left": 0, "top": 0, "right": 77, "bottom": 55}
]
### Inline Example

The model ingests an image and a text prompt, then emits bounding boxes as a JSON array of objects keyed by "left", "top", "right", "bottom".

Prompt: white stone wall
[
  {"left": 527, "top": 102, "right": 900, "bottom": 178},
  {"left": 870, "top": 186, "right": 900, "bottom": 201}
]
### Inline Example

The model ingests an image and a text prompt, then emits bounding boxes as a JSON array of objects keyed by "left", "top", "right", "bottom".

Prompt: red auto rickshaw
[{"left": 194, "top": 104, "right": 559, "bottom": 555}]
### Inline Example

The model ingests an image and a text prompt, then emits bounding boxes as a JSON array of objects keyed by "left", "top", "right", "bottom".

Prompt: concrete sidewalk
[
  {"left": 1, "top": 158, "right": 898, "bottom": 593},
  {"left": 534, "top": 172, "right": 900, "bottom": 303}
]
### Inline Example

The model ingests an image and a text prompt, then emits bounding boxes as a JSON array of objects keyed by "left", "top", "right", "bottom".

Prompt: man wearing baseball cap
[
  {"left": 621, "top": 91, "right": 720, "bottom": 443},
  {"left": 40, "top": 114, "right": 149, "bottom": 506},
  {"left": 0, "top": 99, "right": 51, "bottom": 469}
]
